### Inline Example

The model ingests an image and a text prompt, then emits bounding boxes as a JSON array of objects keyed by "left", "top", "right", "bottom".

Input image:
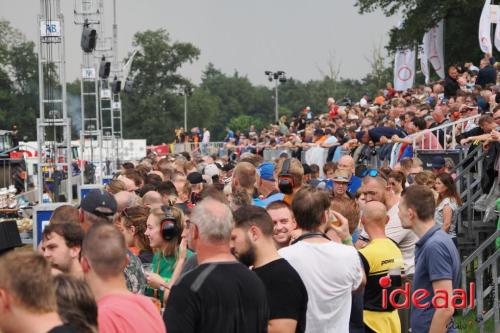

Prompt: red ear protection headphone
[
  {"left": 278, "top": 159, "right": 295, "bottom": 195},
  {"left": 160, "top": 206, "right": 179, "bottom": 241}
]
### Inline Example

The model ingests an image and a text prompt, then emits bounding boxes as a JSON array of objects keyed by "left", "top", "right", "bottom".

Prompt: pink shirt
[
  {"left": 98, "top": 294, "right": 166, "bottom": 333},
  {"left": 414, "top": 131, "right": 443, "bottom": 150}
]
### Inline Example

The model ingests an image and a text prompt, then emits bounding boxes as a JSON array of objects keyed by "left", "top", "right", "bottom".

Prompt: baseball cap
[
  {"left": 187, "top": 172, "right": 206, "bottom": 185},
  {"left": 257, "top": 162, "right": 275, "bottom": 182},
  {"left": 80, "top": 189, "right": 117, "bottom": 217},
  {"left": 332, "top": 169, "right": 351, "bottom": 183},
  {"left": 430, "top": 156, "right": 445, "bottom": 169},
  {"left": 221, "top": 163, "right": 235, "bottom": 172},
  {"left": 204, "top": 163, "right": 220, "bottom": 178}
]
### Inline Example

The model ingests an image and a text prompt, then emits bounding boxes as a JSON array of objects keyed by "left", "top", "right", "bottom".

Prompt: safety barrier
[
  {"left": 460, "top": 229, "right": 499, "bottom": 333},
  {"left": 173, "top": 142, "right": 225, "bottom": 156},
  {"left": 411, "top": 114, "right": 481, "bottom": 150}
]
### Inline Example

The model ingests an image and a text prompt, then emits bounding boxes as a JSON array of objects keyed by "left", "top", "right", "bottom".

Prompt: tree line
[{"left": 0, "top": 1, "right": 486, "bottom": 144}]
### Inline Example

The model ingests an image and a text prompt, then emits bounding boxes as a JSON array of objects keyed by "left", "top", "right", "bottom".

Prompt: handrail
[
  {"left": 452, "top": 144, "right": 482, "bottom": 173},
  {"left": 411, "top": 114, "right": 481, "bottom": 150},
  {"left": 474, "top": 249, "right": 499, "bottom": 333},
  {"left": 462, "top": 230, "right": 500, "bottom": 267}
]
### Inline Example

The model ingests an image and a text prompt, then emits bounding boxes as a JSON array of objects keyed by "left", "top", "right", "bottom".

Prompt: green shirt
[{"left": 146, "top": 249, "right": 194, "bottom": 301}]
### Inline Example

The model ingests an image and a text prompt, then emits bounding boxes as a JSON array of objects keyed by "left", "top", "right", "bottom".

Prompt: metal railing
[
  {"left": 460, "top": 229, "right": 500, "bottom": 332},
  {"left": 173, "top": 142, "right": 225, "bottom": 155},
  {"left": 411, "top": 114, "right": 481, "bottom": 150},
  {"left": 452, "top": 145, "right": 485, "bottom": 242}
]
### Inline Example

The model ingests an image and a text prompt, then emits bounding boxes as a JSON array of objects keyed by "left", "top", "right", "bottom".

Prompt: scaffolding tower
[
  {"left": 111, "top": 0, "right": 123, "bottom": 168},
  {"left": 95, "top": 0, "right": 119, "bottom": 175},
  {"left": 74, "top": 0, "right": 103, "bottom": 184},
  {"left": 37, "top": 0, "right": 72, "bottom": 203}
]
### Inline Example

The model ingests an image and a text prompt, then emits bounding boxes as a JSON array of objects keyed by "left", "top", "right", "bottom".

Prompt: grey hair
[{"left": 190, "top": 198, "right": 233, "bottom": 242}]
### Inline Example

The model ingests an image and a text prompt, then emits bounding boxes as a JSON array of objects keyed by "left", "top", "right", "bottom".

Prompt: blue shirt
[
  {"left": 252, "top": 192, "right": 285, "bottom": 208},
  {"left": 348, "top": 175, "right": 362, "bottom": 195},
  {"left": 411, "top": 225, "right": 461, "bottom": 333}
]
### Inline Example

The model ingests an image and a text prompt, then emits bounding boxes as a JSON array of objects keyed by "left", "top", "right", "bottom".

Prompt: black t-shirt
[
  {"left": 47, "top": 324, "right": 78, "bottom": 333},
  {"left": 253, "top": 258, "right": 307, "bottom": 333},
  {"left": 164, "top": 262, "right": 269, "bottom": 333}
]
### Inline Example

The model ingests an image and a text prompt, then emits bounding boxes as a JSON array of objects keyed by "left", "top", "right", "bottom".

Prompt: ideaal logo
[{"left": 379, "top": 276, "right": 475, "bottom": 310}]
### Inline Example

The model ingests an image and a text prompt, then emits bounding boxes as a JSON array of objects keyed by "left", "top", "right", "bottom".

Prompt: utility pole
[{"left": 264, "top": 71, "right": 287, "bottom": 123}]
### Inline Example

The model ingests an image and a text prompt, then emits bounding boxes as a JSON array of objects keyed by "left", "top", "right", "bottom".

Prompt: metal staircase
[{"left": 454, "top": 144, "right": 500, "bottom": 332}]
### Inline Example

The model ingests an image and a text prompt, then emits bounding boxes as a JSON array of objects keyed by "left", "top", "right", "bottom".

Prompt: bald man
[
  {"left": 430, "top": 109, "right": 449, "bottom": 147},
  {"left": 358, "top": 201, "right": 404, "bottom": 333},
  {"left": 142, "top": 191, "right": 163, "bottom": 207},
  {"left": 337, "top": 155, "right": 362, "bottom": 195},
  {"left": 113, "top": 191, "right": 138, "bottom": 230}
]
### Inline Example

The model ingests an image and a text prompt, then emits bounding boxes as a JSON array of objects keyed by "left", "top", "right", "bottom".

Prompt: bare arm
[
  {"left": 268, "top": 319, "right": 297, "bottom": 333},
  {"left": 441, "top": 204, "right": 453, "bottom": 233},
  {"left": 429, "top": 279, "right": 455, "bottom": 333},
  {"left": 461, "top": 133, "right": 492, "bottom": 144}
]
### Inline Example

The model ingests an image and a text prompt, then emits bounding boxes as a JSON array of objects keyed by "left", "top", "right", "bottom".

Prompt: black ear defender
[
  {"left": 278, "top": 159, "right": 295, "bottom": 195},
  {"left": 161, "top": 206, "right": 179, "bottom": 241}
]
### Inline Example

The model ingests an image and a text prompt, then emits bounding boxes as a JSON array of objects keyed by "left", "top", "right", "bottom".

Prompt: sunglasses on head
[{"left": 360, "top": 169, "right": 379, "bottom": 177}]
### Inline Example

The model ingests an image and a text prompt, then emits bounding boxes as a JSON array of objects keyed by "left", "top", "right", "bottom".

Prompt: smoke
[{"left": 67, "top": 93, "right": 82, "bottom": 133}]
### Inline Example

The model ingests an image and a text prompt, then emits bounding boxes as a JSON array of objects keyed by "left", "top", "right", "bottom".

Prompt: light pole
[
  {"left": 177, "top": 86, "right": 191, "bottom": 131},
  {"left": 265, "top": 71, "right": 287, "bottom": 122}
]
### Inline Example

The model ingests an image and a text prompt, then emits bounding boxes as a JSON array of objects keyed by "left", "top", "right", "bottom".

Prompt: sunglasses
[{"left": 360, "top": 169, "right": 379, "bottom": 177}]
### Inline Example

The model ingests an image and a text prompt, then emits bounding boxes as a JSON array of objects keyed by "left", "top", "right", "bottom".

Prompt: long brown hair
[
  {"left": 436, "top": 173, "right": 462, "bottom": 206},
  {"left": 121, "top": 206, "right": 152, "bottom": 252}
]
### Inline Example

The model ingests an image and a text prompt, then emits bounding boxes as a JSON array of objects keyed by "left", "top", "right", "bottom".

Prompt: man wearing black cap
[
  {"left": 80, "top": 189, "right": 118, "bottom": 232},
  {"left": 187, "top": 171, "right": 205, "bottom": 205},
  {"left": 80, "top": 189, "right": 146, "bottom": 294},
  {"left": 430, "top": 156, "right": 447, "bottom": 175}
]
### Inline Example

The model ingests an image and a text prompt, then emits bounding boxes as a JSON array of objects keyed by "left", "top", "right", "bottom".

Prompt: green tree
[
  {"left": 0, "top": 19, "right": 39, "bottom": 141},
  {"left": 121, "top": 29, "right": 200, "bottom": 144},
  {"left": 199, "top": 63, "right": 274, "bottom": 140},
  {"left": 228, "top": 114, "right": 263, "bottom": 134},
  {"left": 355, "top": 0, "right": 484, "bottom": 66}
]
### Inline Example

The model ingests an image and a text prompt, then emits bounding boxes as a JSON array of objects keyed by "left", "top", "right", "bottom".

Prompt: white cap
[{"left": 204, "top": 163, "right": 220, "bottom": 178}]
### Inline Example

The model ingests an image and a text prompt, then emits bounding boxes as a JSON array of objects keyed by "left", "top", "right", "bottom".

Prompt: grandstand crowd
[{"left": 1, "top": 60, "right": 500, "bottom": 333}]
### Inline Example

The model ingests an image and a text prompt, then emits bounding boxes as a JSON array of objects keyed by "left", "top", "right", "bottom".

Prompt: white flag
[
  {"left": 495, "top": 9, "right": 500, "bottom": 51},
  {"left": 418, "top": 45, "right": 430, "bottom": 84},
  {"left": 394, "top": 49, "right": 415, "bottom": 91},
  {"left": 479, "top": 0, "right": 492, "bottom": 54},
  {"left": 423, "top": 21, "right": 445, "bottom": 79}
]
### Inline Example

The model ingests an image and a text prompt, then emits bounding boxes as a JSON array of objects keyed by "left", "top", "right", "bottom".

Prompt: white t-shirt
[
  {"left": 386, "top": 203, "right": 418, "bottom": 275},
  {"left": 202, "top": 130, "right": 210, "bottom": 143},
  {"left": 279, "top": 241, "right": 363, "bottom": 333}
]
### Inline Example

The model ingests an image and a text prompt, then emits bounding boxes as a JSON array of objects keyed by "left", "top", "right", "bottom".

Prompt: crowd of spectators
[{"left": 1, "top": 57, "right": 500, "bottom": 333}]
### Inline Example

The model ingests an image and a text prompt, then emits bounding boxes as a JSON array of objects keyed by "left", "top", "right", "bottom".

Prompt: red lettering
[
  {"left": 432, "top": 289, "right": 449, "bottom": 309},
  {"left": 411, "top": 289, "right": 430, "bottom": 309},
  {"left": 389, "top": 282, "right": 410, "bottom": 309},
  {"left": 469, "top": 283, "right": 475, "bottom": 309},
  {"left": 382, "top": 288, "right": 388, "bottom": 309},
  {"left": 451, "top": 289, "right": 467, "bottom": 309}
]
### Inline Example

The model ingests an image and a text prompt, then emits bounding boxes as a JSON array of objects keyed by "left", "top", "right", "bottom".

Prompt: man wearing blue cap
[{"left": 253, "top": 162, "right": 284, "bottom": 208}]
